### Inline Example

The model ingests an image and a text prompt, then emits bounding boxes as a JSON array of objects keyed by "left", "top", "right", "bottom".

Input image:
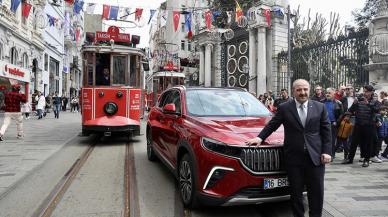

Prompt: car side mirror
[{"left": 163, "top": 103, "right": 176, "bottom": 113}]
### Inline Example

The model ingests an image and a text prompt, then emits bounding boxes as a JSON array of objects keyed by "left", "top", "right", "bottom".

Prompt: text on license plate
[{"left": 263, "top": 178, "right": 289, "bottom": 189}]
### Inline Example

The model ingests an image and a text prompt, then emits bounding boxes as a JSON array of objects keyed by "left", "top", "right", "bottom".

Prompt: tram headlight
[{"left": 104, "top": 102, "right": 118, "bottom": 116}]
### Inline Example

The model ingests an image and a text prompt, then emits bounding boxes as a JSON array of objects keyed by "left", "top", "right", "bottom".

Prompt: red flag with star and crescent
[
  {"left": 173, "top": 11, "right": 180, "bottom": 32},
  {"left": 102, "top": 5, "right": 110, "bottom": 20}
]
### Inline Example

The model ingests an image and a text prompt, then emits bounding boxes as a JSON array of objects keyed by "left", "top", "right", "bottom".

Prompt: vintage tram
[
  {"left": 145, "top": 70, "right": 185, "bottom": 109},
  {"left": 81, "top": 26, "right": 144, "bottom": 137}
]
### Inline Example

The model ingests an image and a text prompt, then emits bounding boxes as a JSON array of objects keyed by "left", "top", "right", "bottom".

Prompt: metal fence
[{"left": 278, "top": 29, "right": 369, "bottom": 90}]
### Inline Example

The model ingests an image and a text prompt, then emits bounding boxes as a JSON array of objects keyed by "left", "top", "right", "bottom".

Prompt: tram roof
[
  {"left": 148, "top": 71, "right": 186, "bottom": 79},
  {"left": 82, "top": 45, "right": 145, "bottom": 56}
]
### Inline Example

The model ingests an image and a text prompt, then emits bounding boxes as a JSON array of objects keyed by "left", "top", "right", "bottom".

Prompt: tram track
[{"left": 32, "top": 137, "right": 139, "bottom": 217}]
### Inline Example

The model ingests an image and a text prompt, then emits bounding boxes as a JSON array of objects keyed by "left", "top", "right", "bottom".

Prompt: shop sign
[
  {"left": 0, "top": 61, "right": 30, "bottom": 83},
  {"left": 5, "top": 65, "right": 25, "bottom": 77},
  {"left": 96, "top": 26, "right": 130, "bottom": 43}
]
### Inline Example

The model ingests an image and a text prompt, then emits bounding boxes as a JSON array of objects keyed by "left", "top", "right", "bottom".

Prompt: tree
[{"left": 352, "top": 0, "right": 379, "bottom": 29}]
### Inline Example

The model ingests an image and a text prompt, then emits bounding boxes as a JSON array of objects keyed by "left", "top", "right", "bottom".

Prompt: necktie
[{"left": 299, "top": 104, "right": 307, "bottom": 127}]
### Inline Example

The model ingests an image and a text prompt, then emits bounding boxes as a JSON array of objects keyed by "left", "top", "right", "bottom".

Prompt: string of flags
[{"left": 5, "top": 0, "right": 285, "bottom": 44}]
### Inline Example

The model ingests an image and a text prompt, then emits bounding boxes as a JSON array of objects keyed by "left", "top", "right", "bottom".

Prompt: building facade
[
  {"left": 0, "top": 0, "right": 46, "bottom": 105},
  {"left": 148, "top": 0, "right": 203, "bottom": 84},
  {"left": 194, "top": 0, "right": 289, "bottom": 96},
  {"left": 42, "top": 1, "right": 65, "bottom": 97}
]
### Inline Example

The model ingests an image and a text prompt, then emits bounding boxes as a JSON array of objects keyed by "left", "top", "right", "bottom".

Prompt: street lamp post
[{"left": 287, "top": 5, "right": 292, "bottom": 93}]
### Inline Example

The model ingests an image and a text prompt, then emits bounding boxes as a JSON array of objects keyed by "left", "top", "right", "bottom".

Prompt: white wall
[{"left": 43, "top": 2, "right": 65, "bottom": 96}]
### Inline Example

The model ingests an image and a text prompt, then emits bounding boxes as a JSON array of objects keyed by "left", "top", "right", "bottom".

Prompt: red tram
[
  {"left": 145, "top": 71, "right": 185, "bottom": 109},
  {"left": 81, "top": 27, "right": 144, "bottom": 137}
]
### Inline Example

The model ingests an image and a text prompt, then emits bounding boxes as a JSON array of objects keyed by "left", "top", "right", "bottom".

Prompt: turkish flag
[
  {"left": 173, "top": 11, "right": 180, "bottom": 32},
  {"left": 135, "top": 8, "right": 143, "bottom": 21},
  {"left": 205, "top": 11, "right": 212, "bottom": 30},
  {"left": 102, "top": 4, "right": 110, "bottom": 20},
  {"left": 22, "top": 2, "right": 32, "bottom": 17}
]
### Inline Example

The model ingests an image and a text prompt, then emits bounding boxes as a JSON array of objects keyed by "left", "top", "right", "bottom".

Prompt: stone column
[
  {"left": 205, "top": 44, "right": 213, "bottom": 87},
  {"left": 199, "top": 46, "right": 205, "bottom": 86},
  {"left": 257, "top": 27, "right": 267, "bottom": 94},
  {"left": 249, "top": 28, "right": 257, "bottom": 94}
]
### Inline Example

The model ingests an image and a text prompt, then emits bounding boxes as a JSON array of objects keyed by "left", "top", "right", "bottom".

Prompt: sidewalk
[
  {"left": 323, "top": 146, "right": 388, "bottom": 217},
  {"left": 0, "top": 111, "right": 81, "bottom": 197}
]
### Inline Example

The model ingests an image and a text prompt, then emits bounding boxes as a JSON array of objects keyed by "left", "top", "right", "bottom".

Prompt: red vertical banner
[
  {"left": 129, "top": 89, "right": 141, "bottom": 121},
  {"left": 75, "top": 27, "right": 80, "bottom": 45},
  {"left": 263, "top": 9, "right": 271, "bottom": 27},
  {"left": 22, "top": 3, "right": 32, "bottom": 17},
  {"left": 205, "top": 11, "right": 212, "bottom": 30},
  {"left": 102, "top": 4, "right": 110, "bottom": 20},
  {"left": 173, "top": 11, "right": 180, "bottom": 32}
]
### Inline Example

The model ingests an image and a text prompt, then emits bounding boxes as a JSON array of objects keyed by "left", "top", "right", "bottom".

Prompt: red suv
[{"left": 146, "top": 87, "right": 289, "bottom": 207}]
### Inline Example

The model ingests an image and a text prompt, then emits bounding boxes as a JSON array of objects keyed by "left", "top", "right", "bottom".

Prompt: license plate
[{"left": 263, "top": 178, "right": 289, "bottom": 189}]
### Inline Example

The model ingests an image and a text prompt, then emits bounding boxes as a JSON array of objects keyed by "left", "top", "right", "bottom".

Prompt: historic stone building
[
  {"left": 365, "top": 0, "right": 388, "bottom": 93},
  {"left": 194, "top": 0, "right": 289, "bottom": 96}
]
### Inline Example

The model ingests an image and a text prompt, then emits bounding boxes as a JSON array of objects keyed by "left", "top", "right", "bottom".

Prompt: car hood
[{"left": 191, "top": 116, "right": 284, "bottom": 146}]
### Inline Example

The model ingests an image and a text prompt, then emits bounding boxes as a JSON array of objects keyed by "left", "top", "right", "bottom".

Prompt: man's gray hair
[
  {"left": 292, "top": 79, "right": 310, "bottom": 89},
  {"left": 326, "top": 87, "right": 335, "bottom": 93}
]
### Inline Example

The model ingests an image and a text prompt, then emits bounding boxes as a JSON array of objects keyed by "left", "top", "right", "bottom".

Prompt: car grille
[{"left": 240, "top": 147, "right": 285, "bottom": 173}]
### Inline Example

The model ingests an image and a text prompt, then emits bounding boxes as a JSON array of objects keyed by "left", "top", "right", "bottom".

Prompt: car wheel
[
  {"left": 146, "top": 128, "right": 157, "bottom": 161},
  {"left": 179, "top": 154, "right": 198, "bottom": 208}
]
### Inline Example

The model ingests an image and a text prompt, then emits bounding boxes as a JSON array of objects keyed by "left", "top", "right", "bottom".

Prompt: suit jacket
[{"left": 258, "top": 100, "right": 332, "bottom": 166}]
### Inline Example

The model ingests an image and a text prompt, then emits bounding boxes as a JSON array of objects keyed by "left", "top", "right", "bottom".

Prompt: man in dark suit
[{"left": 246, "top": 79, "right": 332, "bottom": 217}]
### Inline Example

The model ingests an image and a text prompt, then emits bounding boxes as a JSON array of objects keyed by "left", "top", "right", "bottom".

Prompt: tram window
[
  {"left": 96, "top": 53, "right": 110, "bottom": 86},
  {"left": 113, "top": 56, "right": 126, "bottom": 85}
]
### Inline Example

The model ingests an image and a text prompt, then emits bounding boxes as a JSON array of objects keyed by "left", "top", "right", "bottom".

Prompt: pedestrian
[
  {"left": 274, "top": 88, "right": 292, "bottom": 108},
  {"left": 246, "top": 79, "right": 332, "bottom": 217},
  {"left": 21, "top": 101, "right": 32, "bottom": 119},
  {"left": 323, "top": 87, "right": 344, "bottom": 159},
  {"left": 53, "top": 92, "right": 61, "bottom": 119},
  {"left": 380, "top": 91, "right": 388, "bottom": 105},
  {"left": 62, "top": 95, "right": 68, "bottom": 111},
  {"left": 311, "top": 85, "right": 325, "bottom": 102},
  {"left": 376, "top": 106, "right": 388, "bottom": 161},
  {"left": 337, "top": 112, "right": 353, "bottom": 162},
  {"left": 335, "top": 85, "right": 346, "bottom": 101},
  {"left": 258, "top": 94, "right": 264, "bottom": 103},
  {"left": 0, "top": 84, "right": 27, "bottom": 141},
  {"left": 342, "top": 85, "right": 381, "bottom": 167},
  {"left": 35, "top": 91, "right": 46, "bottom": 119}
]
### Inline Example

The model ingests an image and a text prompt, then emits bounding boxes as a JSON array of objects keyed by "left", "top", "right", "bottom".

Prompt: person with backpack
[{"left": 337, "top": 112, "right": 354, "bottom": 162}]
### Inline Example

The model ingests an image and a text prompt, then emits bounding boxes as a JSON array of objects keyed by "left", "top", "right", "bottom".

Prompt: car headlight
[
  {"left": 201, "top": 137, "right": 242, "bottom": 158},
  {"left": 104, "top": 102, "right": 118, "bottom": 115}
]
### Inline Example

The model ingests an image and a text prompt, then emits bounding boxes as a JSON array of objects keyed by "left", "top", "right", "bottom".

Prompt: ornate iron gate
[{"left": 278, "top": 29, "right": 369, "bottom": 90}]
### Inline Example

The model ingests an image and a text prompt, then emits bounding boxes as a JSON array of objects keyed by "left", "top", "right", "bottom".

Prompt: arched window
[
  {"left": 10, "top": 47, "right": 18, "bottom": 65},
  {"left": 23, "top": 53, "right": 29, "bottom": 68}
]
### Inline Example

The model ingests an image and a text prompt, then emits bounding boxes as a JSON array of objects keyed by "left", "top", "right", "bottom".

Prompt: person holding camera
[{"left": 342, "top": 85, "right": 381, "bottom": 167}]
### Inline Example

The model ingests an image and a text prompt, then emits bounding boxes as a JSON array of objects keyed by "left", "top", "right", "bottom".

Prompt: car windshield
[{"left": 186, "top": 89, "right": 272, "bottom": 117}]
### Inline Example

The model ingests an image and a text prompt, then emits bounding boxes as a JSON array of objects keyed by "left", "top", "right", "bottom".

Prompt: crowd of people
[
  {"left": 0, "top": 86, "right": 80, "bottom": 142},
  {"left": 257, "top": 84, "right": 388, "bottom": 167}
]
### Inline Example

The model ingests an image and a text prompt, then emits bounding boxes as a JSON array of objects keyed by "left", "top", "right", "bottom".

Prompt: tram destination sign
[{"left": 96, "top": 26, "right": 130, "bottom": 43}]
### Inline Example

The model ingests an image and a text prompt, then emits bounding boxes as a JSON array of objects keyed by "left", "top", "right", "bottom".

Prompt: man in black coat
[{"left": 246, "top": 79, "right": 332, "bottom": 217}]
